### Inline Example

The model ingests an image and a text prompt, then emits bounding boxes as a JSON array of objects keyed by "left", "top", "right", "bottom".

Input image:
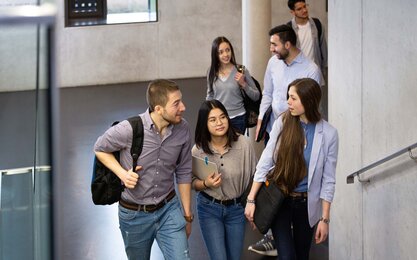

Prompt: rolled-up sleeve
[
  {"left": 174, "top": 125, "right": 193, "bottom": 184},
  {"left": 94, "top": 120, "right": 131, "bottom": 153}
]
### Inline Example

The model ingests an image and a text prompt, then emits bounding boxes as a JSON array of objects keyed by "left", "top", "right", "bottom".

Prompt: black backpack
[
  {"left": 241, "top": 76, "right": 262, "bottom": 128},
  {"left": 91, "top": 116, "right": 144, "bottom": 205}
]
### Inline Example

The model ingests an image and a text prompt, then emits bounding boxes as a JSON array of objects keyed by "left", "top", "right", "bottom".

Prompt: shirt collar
[
  {"left": 208, "top": 136, "right": 243, "bottom": 155},
  {"left": 142, "top": 108, "right": 175, "bottom": 133},
  {"left": 141, "top": 109, "right": 154, "bottom": 130},
  {"left": 286, "top": 52, "right": 304, "bottom": 66}
]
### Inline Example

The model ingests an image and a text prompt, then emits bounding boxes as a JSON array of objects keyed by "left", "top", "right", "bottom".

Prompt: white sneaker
[{"left": 247, "top": 234, "right": 278, "bottom": 256}]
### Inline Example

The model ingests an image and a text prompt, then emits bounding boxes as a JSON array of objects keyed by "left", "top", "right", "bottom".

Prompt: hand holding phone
[{"left": 237, "top": 65, "right": 245, "bottom": 74}]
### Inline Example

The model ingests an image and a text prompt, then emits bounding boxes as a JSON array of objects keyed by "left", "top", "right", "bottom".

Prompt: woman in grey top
[
  {"left": 192, "top": 99, "right": 257, "bottom": 260},
  {"left": 207, "top": 36, "right": 260, "bottom": 134}
]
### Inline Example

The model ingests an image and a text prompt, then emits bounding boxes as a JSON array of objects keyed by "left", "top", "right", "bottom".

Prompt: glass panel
[
  {"left": 106, "top": 0, "right": 157, "bottom": 24},
  {"left": 107, "top": 0, "right": 156, "bottom": 14},
  {"left": 67, "top": 0, "right": 157, "bottom": 26},
  {"left": 0, "top": 21, "right": 52, "bottom": 260}
]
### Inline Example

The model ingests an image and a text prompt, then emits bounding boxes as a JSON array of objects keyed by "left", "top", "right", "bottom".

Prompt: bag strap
[
  {"left": 312, "top": 18, "right": 324, "bottom": 61},
  {"left": 312, "top": 17, "right": 322, "bottom": 41},
  {"left": 127, "top": 116, "right": 144, "bottom": 170}
]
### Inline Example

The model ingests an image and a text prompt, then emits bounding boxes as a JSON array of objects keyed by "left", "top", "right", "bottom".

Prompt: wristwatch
[
  {"left": 319, "top": 217, "right": 330, "bottom": 224},
  {"left": 184, "top": 215, "right": 194, "bottom": 223}
]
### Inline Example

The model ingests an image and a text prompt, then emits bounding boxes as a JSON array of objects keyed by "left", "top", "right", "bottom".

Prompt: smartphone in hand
[{"left": 237, "top": 65, "right": 245, "bottom": 74}]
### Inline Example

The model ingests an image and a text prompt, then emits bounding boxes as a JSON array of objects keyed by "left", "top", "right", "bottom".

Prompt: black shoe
[{"left": 247, "top": 234, "right": 278, "bottom": 256}]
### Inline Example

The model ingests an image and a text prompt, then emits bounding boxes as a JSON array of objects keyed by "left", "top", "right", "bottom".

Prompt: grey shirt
[
  {"left": 94, "top": 110, "right": 192, "bottom": 205},
  {"left": 206, "top": 66, "right": 260, "bottom": 118},
  {"left": 192, "top": 135, "right": 257, "bottom": 200}
]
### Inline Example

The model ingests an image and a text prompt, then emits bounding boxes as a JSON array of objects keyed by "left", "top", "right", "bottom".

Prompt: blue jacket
[{"left": 253, "top": 115, "right": 338, "bottom": 226}]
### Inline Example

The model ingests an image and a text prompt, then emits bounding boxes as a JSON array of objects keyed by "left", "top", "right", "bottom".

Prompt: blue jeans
[
  {"left": 230, "top": 114, "right": 246, "bottom": 134},
  {"left": 196, "top": 192, "right": 246, "bottom": 260},
  {"left": 270, "top": 197, "right": 314, "bottom": 260},
  {"left": 118, "top": 196, "right": 190, "bottom": 260}
]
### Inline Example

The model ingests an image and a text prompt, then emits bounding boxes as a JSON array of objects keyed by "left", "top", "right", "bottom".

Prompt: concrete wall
[
  {"left": 1, "top": 0, "right": 328, "bottom": 91},
  {"left": 56, "top": 0, "right": 327, "bottom": 88},
  {"left": 55, "top": 0, "right": 243, "bottom": 88},
  {"left": 329, "top": 0, "right": 417, "bottom": 259}
]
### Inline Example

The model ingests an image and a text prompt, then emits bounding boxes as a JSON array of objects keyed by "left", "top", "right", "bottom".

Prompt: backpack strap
[
  {"left": 312, "top": 18, "right": 322, "bottom": 40},
  {"left": 127, "top": 116, "right": 144, "bottom": 170},
  {"left": 312, "top": 18, "right": 323, "bottom": 60}
]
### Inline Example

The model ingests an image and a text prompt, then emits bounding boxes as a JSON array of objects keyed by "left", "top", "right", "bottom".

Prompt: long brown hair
[
  {"left": 270, "top": 78, "right": 322, "bottom": 195},
  {"left": 208, "top": 36, "right": 237, "bottom": 91}
]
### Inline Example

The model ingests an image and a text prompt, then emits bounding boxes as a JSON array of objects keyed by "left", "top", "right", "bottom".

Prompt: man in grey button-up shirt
[{"left": 94, "top": 79, "right": 193, "bottom": 260}]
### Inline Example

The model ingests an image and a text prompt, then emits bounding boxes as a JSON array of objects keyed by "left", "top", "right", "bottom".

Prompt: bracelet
[
  {"left": 203, "top": 180, "right": 209, "bottom": 189},
  {"left": 184, "top": 214, "right": 194, "bottom": 223},
  {"left": 319, "top": 217, "right": 330, "bottom": 224},
  {"left": 246, "top": 199, "right": 256, "bottom": 204}
]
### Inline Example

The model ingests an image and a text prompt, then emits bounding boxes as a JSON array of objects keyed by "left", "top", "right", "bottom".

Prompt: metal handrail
[
  {"left": 0, "top": 165, "right": 51, "bottom": 176},
  {"left": 0, "top": 165, "right": 51, "bottom": 209},
  {"left": 346, "top": 142, "right": 417, "bottom": 184}
]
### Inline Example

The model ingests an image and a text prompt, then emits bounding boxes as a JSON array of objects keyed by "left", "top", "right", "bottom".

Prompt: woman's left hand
[
  {"left": 244, "top": 203, "right": 257, "bottom": 230},
  {"left": 234, "top": 72, "right": 246, "bottom": 88},
  {"left": 315, "top": 221, "right": 329, "bottom": 244}
]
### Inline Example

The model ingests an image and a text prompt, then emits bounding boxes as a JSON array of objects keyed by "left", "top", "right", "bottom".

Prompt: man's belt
[{"left": 119, "top": 190, "right": 176, "bottom": 212}]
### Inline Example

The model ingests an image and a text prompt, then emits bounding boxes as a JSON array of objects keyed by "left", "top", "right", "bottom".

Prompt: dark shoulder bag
[{"left": 242, "top": 176, "right": 285, "bottom": 234}]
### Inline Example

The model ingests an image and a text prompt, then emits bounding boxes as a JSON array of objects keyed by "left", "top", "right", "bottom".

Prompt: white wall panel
[
  {"left": 331, "top": 0, "right": 417, "bottom": 259},
  {"left": 361, "top": 0, "right": 417, "bottom": 259},
  {"left": 328, "top": 0, "right": 363, "bottom": 259}
]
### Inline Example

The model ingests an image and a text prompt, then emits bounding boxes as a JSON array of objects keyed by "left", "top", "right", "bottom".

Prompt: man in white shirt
[{"left": 287, "top": 0, "right": 327, "bottom": 72}]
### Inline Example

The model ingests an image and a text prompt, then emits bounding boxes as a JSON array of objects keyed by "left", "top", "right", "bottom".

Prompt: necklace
[{"left": 219, "top": 66, "right": 232, "bottom": 77}]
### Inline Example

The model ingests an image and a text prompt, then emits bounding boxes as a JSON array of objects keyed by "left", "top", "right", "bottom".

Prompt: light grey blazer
[{"left": 253, "top": 115, "right": 339, "bottom": 227}]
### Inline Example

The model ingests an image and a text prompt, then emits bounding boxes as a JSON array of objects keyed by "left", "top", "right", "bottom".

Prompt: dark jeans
[
  {"left": 270, "top": 197, "right": 314, "bottom": 260},
  {"left": 230, "top": 114, "right": 246, "bottom": 134}
]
